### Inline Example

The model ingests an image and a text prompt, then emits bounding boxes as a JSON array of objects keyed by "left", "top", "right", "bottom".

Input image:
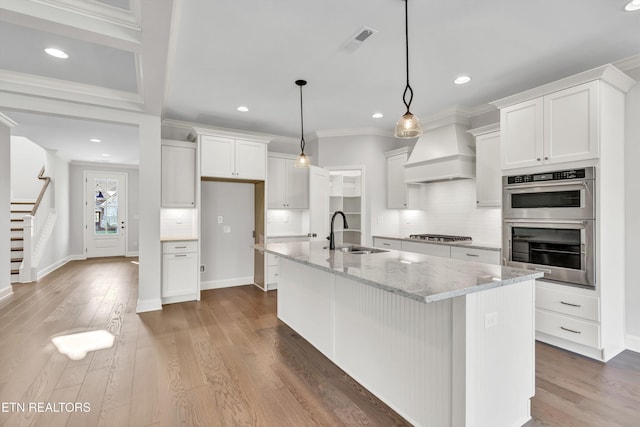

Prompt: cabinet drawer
[
  {"left": 267, "top": 265, "right": 279, "bottom": 284},
  {"left": 536, "top": 309, "right": 600, "bottom": 348},
  {"left": 401, "top": 240, "right": 451, "bottom": 258},
  {"left": 536, "top": 285, "right": 599, "bottom": 322},
  {"left": 450, "top": 246, "right": 500, "bottom": 265},
  {"left": 267, "top": 253, "right": 280, "bottom": 266},
  {"left": 373, "top": 238, "right": 401, "bottom": 250},
  {"left": 162, "top": 240, "right": 197, "bottom": 254}
]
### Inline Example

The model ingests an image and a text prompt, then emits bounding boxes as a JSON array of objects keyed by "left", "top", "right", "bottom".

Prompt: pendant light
[
  {"left": 294, "top": 79, "right": 310, "bottom": 168},
  {"left": 394, "top": 0, "right": 423, "bottom": 139}
]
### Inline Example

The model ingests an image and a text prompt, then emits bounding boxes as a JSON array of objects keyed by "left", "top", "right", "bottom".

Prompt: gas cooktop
[{"left": 408, "top": 234, "right": 473, "bottom": 243}]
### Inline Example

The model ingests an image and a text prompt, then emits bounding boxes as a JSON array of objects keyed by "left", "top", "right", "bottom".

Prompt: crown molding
[
  {"left": 467, "top": 123, "right": 500, "bottom": 137},
  {"left": 0, "top": 70, "right": 144, "bottom": 112},
  {"left": 613, "top": 53, "right": 640, "bottom": 72},
  {"left": 27, "top": 0, "right": 141, "bottom": 31},
  {"left": 162, "top": 118, "right": 289, "bottom": 143},
  {"left": 0, "top": 113, "right": 18, "bottom": 128},
  {"left": 70, "top": 159, "right": 139, "bottom": 169}
]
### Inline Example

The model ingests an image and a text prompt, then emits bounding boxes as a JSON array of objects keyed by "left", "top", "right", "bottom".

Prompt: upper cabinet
[
  {"left": 494, "top": 65, "right": 636, "bottom": 171},
  {"left": 161, "top": 139, "right": 196, "bottom": 208},
  {"left": 385, "top": 147, "right": 420, "bottom": 209},
  {"left": 200, "top": 135, "right": 266, "bottom": 180},
  {"left": 267, "top": 155, "right": 309, "bottom": 209},
  {"left": 468, "top": 125, "right": 501, "bottom": 207}
]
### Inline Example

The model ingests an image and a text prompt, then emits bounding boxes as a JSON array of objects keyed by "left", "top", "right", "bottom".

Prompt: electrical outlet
[
  {"left": 485, "top": 312, "right": 498, "bottom": 329},
  {"left": 223, "top": 225, "right": 231, "bottom": 233},
  {"left": 217, "top": 216, "right": 223, "bottom": 224},
  {"left": 176, "top": 216, "right": 183, "bottom": 224},
  {"left": 377, "top": 215, "right": 383, "bottom": 224},
  {"left": 200, "top": 265, "right": 205, "bottom": 272}
]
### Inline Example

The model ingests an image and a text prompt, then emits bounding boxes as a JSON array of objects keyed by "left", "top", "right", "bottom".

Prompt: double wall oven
[{"left": 503, "top": 167, "right": 595, "bottom": 288}]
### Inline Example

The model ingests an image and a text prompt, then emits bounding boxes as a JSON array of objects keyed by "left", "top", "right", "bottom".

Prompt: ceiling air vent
[{"left": 342, "top": 26, "right": 378, "bottom": 52}]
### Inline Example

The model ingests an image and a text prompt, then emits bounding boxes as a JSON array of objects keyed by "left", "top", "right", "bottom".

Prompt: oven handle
[
  {"left": 504, "top": 219, "right": 590, "bottom": 226},
  {"left": 504, "top": 180, "right": 589, "bottom": 190}
]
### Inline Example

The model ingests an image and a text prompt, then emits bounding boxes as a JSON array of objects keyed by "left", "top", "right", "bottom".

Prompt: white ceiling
[{"left": 1, "top": 0, "right": 640, "bottom": 163}]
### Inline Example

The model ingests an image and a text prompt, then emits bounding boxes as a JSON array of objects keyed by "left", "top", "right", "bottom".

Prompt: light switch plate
[
  {"left": 217, "top": 216, "right": 223, "bottom": 224},
  {"left": 485, "top": 312, "right": 498, "bottom": 329},
  {"left": 223, "top": 225, "right": 231, "bottom": 233}
]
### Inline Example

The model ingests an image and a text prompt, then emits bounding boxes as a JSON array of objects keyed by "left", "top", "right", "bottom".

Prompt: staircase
[{"left": 10, "top": 201, "right": 35, "bottom": 283}]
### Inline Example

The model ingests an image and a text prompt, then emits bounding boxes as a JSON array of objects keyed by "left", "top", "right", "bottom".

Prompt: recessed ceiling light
[
  {"left": 101, "top": 153, "right": 110, "bottom": 157},
  {"left": 454, "top": 76, "right": 471, "bottom": 85},
  {"left": 372, "top": 112, "right": 384, "bottom": 119},
  {"left": 45, "top": 48, "right": 69, "bottom": 59},
  {"left": 625, "top": 0, "right": 640, "bottom": 11},
  {"left": 89, "top": 138, "right": 101, "bottom": 143},
  {"left": 236, "top": 106, "right": 249, "bottom": 112}
]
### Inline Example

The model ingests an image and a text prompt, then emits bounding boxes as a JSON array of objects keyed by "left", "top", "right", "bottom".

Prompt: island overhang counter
[{"left": 260, "top": 241, "right": 543, "bottom": 427}]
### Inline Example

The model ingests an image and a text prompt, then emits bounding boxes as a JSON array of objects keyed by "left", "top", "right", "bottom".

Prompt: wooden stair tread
[
  {"left": 11, "top": 228, "right": 23, "bottom": 232},
  {"left": 11, "top": 269, "right": 19, "bottom": 275},
  {"left": 11, "top": 209, "right": 32, "bottom": 213},
  {"left": 11, "top": 201, "right": 36, "bottom": 204},
  {"left": 11, "top": 258, "right": 23, "bottom": 263},
  {"left": 11, "top": 247, "right": 23, "bottom": 251},
  {"left": 11, "top": 237, "right": 24, "bottom": 241}
]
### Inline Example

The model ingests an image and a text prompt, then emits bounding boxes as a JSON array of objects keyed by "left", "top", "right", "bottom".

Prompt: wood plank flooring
[{"left": 1, "top": 257, "right": 639, "bottom": 426}]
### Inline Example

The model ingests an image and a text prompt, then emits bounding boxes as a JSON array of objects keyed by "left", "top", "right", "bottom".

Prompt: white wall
[
  {"left": 398, "top": 180, "right": 502, "bottom": 246},
  {"left": 317, "top": 134, "right": 401, "bottom": 245},
  {"left": 200, "top": 181, "right": 255, "bottom": 286},
  {"left": 267, "top": 209, "right": 305, "bottom": 236},
  {"left": 0, "top": 116, "right": 12, "bottom": 298},
  {"left": 69, "top": 163, "right": 140, "bottom": 257},
  {"left": 624, "top": 66, "right": 640, "bottom": 347},
  {"left": 10, "top": 136, "right": 45, "bottom": 201}
]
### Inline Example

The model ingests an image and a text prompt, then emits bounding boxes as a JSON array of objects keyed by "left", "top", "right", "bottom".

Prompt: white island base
[{"left": 278, "top": 258, "right": 535, "bottom": 427}]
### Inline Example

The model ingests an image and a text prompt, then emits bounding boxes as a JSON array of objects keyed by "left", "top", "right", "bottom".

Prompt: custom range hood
[{"left": 404, "top": 111, "right": 475, "bottom": 183}]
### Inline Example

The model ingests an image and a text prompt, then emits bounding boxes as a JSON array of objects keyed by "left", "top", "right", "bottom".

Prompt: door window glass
[{"left": 94, "top": 178, "right": 119, "bottom": 235}]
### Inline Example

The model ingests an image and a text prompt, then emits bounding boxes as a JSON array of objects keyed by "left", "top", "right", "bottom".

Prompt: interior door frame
[{"left": 83, "top": 170, "right": 129, "bottom": 258}]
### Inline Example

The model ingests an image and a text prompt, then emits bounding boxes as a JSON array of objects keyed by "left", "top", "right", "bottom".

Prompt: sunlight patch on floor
[{"left": 51, "top": 330, "right": 115, "bottom": 360}]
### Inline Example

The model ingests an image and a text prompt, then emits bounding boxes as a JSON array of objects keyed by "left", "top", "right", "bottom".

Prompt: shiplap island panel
[{"left": 262, "top": 241, "right": 542, "bottom": 427}]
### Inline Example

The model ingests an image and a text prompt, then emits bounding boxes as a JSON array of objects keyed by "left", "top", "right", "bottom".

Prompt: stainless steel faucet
[{"left": 328, "top": 211, "right": 349, "bottom": 250}]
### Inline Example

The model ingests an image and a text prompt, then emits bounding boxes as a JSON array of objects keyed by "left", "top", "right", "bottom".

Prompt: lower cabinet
[
  {"left": 162, "top": 240, "right": 198, "bottom": 304},
  {"left": 373, "top": 237, "right": 501, "bottom": 265},
  {"left": 401, "top": 240, "right": 451, "bottom": 257},
  {"left": 372, "top": 237, "right": 402, "bottom": 250},
  {"left": 266, "top": 252, "right": 280, "bottom": 290},
  {"left": 535, "top": 280, "right": 603, "bottom": 357},
  {"left": 450, "top": 246, "right": 501, "bottom": 265}
]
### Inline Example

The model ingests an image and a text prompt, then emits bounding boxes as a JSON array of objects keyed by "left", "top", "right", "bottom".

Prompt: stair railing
[{"left": 19, "top": 166, "right": 51, "bottom": 283}]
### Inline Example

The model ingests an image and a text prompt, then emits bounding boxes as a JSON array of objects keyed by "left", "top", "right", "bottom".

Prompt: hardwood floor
[{"left": 1, "top": 257, "right": 639, "bottom": 426}]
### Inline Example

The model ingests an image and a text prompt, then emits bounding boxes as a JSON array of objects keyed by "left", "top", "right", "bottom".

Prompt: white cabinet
[
  {"left": 162, "top": 240, "right": 198, "bottom": 304},
  {"left": 450, "top": 246, "right": 500, "bottom": 265},
  {"left": 401, "top": 240, "right": 451, "bottom": 257},
  {"left": 468, "top": 126, "right": 501, "bottom": 207},
  {"left": 266, "top": 252, "right": 280, "bottom": 290},
  {"left": 267, "top": 156, "right": 309, "bottom": 209},
  {"left": 161, "top": 140, "right": 196, "bottom": 208},
  {"left": 385, "top": 148, "right": 420, "bottom": 209},
  {"left": 200, "top": 135, "right": 265, "bottom": 180},
  {"left": 500, "top": 81, "right": 599, "bottom": 170}
]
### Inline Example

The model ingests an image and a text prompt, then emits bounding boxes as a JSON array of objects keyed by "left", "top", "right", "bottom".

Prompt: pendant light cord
[
  {"left": 299, "top": 84, "right": 306, "bottom": 154},
  {"left": 402, "top": 0, "right": 414, "bottom": 114}
]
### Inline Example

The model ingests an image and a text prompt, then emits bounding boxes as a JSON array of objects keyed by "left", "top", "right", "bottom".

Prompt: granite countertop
[
  {"left": 267, "top": 234, "right": 310, "bottom": 239},
  {"left": 260, "top": 241, "right": 541, "bottom": 304},
  {"left": 372, "top": 235, "right": 501, "bottom": 251}
]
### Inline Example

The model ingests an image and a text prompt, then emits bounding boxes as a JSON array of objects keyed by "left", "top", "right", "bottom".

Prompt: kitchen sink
[{"left": 324, "top": 245, "right": 389, "bottom": 255}]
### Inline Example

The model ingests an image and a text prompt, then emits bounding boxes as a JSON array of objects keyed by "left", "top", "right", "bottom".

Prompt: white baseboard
[
  {"left": 136, "top": 298, "right": 162, "bottom": 313},
  {"left": 201, "top": 276, "right": 254, "bottom": 291},
  {"left": 126, "top": 251, "right": 139, "bottom": 257},
  {"left": 626, "top": 334, "right": 640, "bottom": 353},
  {"left": 0, "top": 286, "right": 13, "bottom": 301}
]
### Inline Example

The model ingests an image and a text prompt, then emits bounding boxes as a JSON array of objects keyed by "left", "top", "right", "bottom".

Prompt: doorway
[{"left": 85, "top": 171, "right": 127, "bottom": 257}]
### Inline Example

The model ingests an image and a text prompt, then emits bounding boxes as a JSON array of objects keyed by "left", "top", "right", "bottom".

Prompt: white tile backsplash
[
  {"left": 398, "top": 179, "right": 502, "bottom": 246},
  {"left": 267, "top": 209, "right": 305, "bottom": 236},
  {"left": 160, "top": 208, "right": 198, "bottom": 238}
]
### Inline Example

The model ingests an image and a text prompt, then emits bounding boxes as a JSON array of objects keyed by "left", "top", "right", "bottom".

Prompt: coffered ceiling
[{"left": 1, "top": 0, "right": 640, "bottom": 164}]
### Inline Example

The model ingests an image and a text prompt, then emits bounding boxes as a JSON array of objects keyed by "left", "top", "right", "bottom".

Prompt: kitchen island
[{"left": 262, "top": 241, "right": 543, "bottom": 427}]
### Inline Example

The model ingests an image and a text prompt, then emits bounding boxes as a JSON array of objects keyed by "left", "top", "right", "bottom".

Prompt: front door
[{"left": 85, "top": 171, "right": 127, "bottom": 257}]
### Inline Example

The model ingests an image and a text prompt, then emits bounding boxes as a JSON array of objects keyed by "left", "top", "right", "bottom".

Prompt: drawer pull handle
[
  {"left": 175, "top": 246, "right": 187, "bottom": 249},
  {"left": 383, "top": 243, "right": 391, "bottom": 246},
  {"left": 466, "top": 253, "right": 479, "bottom": 257},
  {"left": 174, "top": 254, "right": 187, "bottom": 258},
  {"left": 560, "top": 301, "right": 581, "bottom": 308},
  {"left": 560, "top": 326, "right": 581, "bottom": 334}
]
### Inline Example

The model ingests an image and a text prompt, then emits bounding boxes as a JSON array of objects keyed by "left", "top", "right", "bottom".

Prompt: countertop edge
[{"left": 372, "top": 235, "right": 501, "bottom": 251}]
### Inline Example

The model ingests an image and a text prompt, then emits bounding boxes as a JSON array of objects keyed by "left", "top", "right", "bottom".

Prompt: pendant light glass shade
[
  {"left": 294, "top": 79, "right": 311, "bottom": 168},
  {"left": 394, "top": 112, "right": 422, "bottom": 139},
  {"left": 394, "top": 0, "right": 423, "bottom": 139}
]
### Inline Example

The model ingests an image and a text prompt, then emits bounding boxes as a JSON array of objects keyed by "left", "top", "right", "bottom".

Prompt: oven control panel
[{"left": 507, "top": 168, "right": 588, "bottom": 184}]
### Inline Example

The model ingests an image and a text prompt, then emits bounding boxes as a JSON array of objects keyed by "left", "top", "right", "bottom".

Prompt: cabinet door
[
  {"left": 161, "top": 142, "right": 196, "bottom": 208},
  {"left": 501, "top": 98, "right": 544, "bottom": 170},
  {"left": 201, "top": 136, "right": 235, "bottom": 178},
  {"left": 543, "top": 81, "right": 599, "bottom": 164},
  {"left": 309, "top": 166, "right": 329, "bottom": 241},
  {"left": 267, "top": 157, "right": 287, "bottom": 208},
  {"left": 235, "top": 139, "right": 266, "bottom": 180},
  {"left": 475, "top": 131, "right": 501, "bottom": 207},
  {"left": 450, "top": 246, "right": 500, "bottom": 265},
  {"left": 386, "top": 153, "right": 408, "bottom": 208},
  {"left": 285, "top": 159, "right": 309, "bottom": 209},
  {"left": 373, "top": 238, "right": 402, "bottom": 250},
  {"left": 162, "top": 252, "right": 198, "bottom": 299}
]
